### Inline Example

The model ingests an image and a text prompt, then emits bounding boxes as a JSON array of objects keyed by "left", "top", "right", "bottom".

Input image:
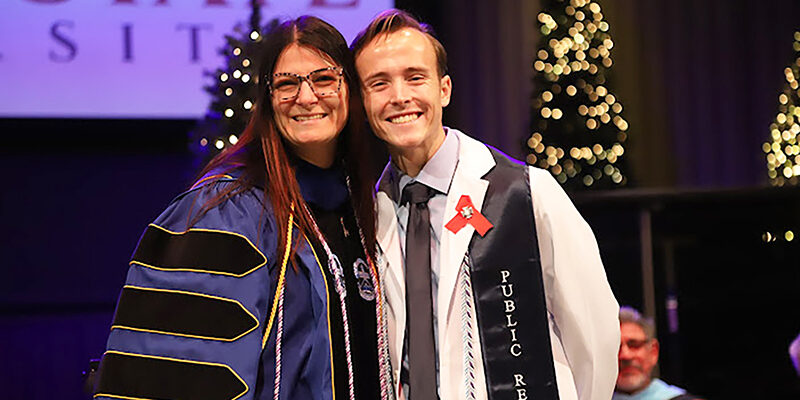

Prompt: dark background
[{"left": 2, "top": 1, "right": 800, "bottom": 399}]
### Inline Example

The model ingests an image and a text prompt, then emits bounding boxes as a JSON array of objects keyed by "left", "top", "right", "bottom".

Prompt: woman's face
[{"left": 270, "top": 43, "right": 349, "bottom": 167}]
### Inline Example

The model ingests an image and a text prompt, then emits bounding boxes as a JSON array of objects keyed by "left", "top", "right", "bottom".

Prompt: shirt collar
[
  {"left": 612, "top": 379, "right": 685, "bottom": 400},
  {"left": 381, "top": 127, "right": 460, "bottom": 204}
]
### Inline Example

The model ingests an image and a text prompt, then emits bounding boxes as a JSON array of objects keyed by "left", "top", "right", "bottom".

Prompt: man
[
  {"left": 614, "top": 306, "right": 704, "bottom": 400},
  {"left": 352, "top": 9, "right": 620, "bottom": 400}
]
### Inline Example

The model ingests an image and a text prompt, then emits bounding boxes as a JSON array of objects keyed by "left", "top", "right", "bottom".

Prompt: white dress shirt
[{"left": 386, "top": 129, "right": 460, "bottom": 397}]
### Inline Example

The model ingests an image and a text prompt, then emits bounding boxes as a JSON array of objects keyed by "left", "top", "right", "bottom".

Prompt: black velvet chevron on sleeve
[
  {"left": 132, "top": 225, "right": 266, "bottom": 277},
  {"left": 111, "top": 286, "right": 258, "bottom": 341},
  {"left": 94, "top": 351, "right": 248, "bottom": 400}
]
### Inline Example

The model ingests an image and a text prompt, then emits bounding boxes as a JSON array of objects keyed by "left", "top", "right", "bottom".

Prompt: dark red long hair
[{"left": 195, "top": 16, "right": 376, "bottom": 263}]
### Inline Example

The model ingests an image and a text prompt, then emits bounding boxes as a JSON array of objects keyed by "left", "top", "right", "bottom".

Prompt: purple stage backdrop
[{"left": 0, "top": 0, "right": 392, "bottom": 119}]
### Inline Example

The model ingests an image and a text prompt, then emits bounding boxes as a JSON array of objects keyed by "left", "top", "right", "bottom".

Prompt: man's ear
[
  {"left": 440, "top": 74, "right": 452, "bottom": 108},
  {"left": 648, "top": 339, "right": 660, "bottom": 364}
]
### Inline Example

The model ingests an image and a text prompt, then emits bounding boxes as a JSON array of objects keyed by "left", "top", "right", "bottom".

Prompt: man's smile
[{"left": 387, "top": 112, "right": 422, "bottom": 124}]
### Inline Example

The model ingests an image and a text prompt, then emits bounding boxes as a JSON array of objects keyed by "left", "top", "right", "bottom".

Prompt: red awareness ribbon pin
[{"left": 444, "top": 195, "right": 493, "bottom": 236}]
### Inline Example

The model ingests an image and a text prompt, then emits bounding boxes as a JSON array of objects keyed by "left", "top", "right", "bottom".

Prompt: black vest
[{"left": 469, "top": 148, "right": 560, "bottom": 400}]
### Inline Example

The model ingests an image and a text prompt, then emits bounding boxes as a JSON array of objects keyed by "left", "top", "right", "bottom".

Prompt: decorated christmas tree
[
  {"left": 527, "top": 0, "right": 629, "bottom": 191},
  {"left": 189, "top": 0, "right": 277, "bottom": 164},
  {"left": 764, "top": 31, "right": 800, "bottom": 187}
]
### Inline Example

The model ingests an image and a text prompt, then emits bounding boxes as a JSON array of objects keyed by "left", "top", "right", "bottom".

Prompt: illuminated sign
[{"left": 0, "top": 0, "right": 392, "bottom": 118}]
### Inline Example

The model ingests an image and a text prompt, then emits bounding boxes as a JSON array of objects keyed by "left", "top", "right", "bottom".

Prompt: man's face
[
  {"left": 616, "top": 322, "right": 659, "bottom": 394},
  {"left": 356, "top": 28, "right": 451, "bottom": 163}
]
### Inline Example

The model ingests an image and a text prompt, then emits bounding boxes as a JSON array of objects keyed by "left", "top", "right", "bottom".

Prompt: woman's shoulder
[
  {"left": 145, "top": 166, "right": 276, "bottom": 255},
  {"left": 189, "top": 162, "right": 259, "bottom": 190},
  {"left": 178, "top": 166, "right": 263, "bottom": 205}
]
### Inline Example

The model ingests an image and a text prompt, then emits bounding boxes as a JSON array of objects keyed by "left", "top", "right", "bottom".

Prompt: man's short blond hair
[{"left": 350, "top": 8, "right": 448, "bottom": 78}]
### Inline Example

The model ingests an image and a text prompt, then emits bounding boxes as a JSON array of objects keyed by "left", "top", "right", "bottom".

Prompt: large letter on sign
[{"left": 50, "top": 20, "right": 77, "bottom": 62}]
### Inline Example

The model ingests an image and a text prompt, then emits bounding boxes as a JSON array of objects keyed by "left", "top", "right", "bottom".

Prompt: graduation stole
[{"left": 468, "top": 148, "right": 559, "bottom": 400}]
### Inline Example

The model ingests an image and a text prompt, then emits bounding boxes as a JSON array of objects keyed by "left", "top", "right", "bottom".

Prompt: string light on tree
[
  {"left": 528, "top": 0, "right": 629, "bottom": 191},
  {"left": 764, "top": 31, "right": 800, "bottom": 187},
  {"left": 189, "top": 0, "right": 279, "bottom": 163}
]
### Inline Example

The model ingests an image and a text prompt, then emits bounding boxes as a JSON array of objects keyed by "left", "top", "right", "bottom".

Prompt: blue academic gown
[{"left": 94, "top": 169, "right": 336, "bottom": 400}]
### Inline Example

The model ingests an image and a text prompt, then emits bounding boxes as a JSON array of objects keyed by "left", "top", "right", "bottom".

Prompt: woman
[{"left": 94, "top": 16, "right": 390, "bottom": 400}]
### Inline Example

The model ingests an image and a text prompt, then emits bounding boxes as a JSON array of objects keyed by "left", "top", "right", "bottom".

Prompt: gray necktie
[{"left": 401, "top": 182, "right": 438, "bottom": 400}]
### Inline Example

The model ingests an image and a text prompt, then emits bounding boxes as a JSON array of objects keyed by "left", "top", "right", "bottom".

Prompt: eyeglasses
[
  {"left": 268, "top": 66, "right": 343, "bottom": 101},
  {"left": 621, "top": 339, "right": 652, "bottom": 350}
]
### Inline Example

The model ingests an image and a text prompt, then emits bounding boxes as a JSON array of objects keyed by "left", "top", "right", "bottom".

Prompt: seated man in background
[{"left": 614, "top": 306, "right": 705, "bottom": 400}]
